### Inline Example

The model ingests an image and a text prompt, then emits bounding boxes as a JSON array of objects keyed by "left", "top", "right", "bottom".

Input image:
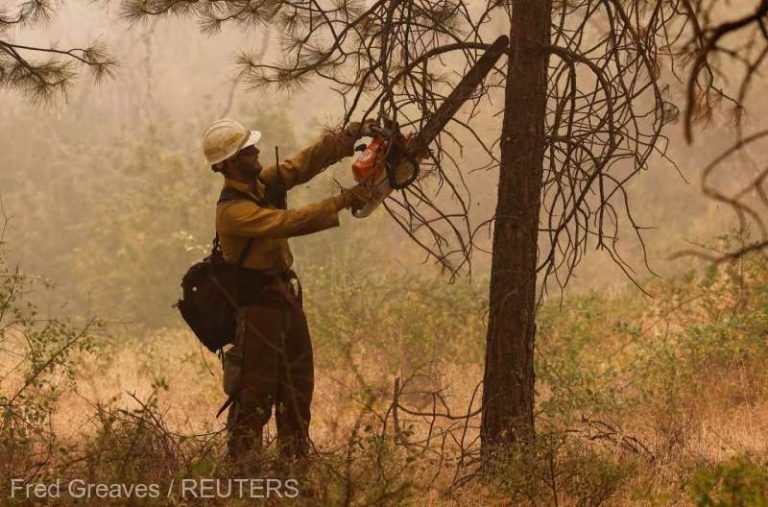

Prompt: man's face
[{"left": 234, "top": 145, "right": 263, "bottom": 177}]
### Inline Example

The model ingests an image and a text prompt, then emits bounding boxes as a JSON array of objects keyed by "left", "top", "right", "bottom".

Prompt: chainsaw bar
[
  {"left": 408, "top": 35, "right": 510, "bottom": 160},
  {"left": 352, "top": 35, "right": 509, "bottom": 218}
]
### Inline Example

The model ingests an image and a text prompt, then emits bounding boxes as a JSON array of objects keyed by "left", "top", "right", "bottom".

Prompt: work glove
[
  {"left": 334, "top": 119, "right": 380, "bottom": 157},
  {"left": 333, "top": 184, "right": 375, "bottom": 214},
  {"left": 344, "top": 119, "right": 380, "bottom": 139}
]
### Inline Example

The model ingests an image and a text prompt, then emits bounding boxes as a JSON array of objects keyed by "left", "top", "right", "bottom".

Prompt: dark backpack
[{"left": 175, "top": 187, "right": 264, "bottom": 353}]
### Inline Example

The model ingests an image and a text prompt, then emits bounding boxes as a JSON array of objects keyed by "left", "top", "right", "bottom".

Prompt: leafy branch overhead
[{"left": 0, "top": 0, "right": 115, "bottom": 103}]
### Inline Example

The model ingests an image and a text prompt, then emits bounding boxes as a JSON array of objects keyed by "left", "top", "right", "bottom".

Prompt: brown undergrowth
[{"left": 1, "top": 236, "right": 766, "bottom": 505}]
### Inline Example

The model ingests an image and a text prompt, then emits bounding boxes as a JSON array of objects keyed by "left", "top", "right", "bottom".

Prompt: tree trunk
[{"left": 481, "top": 0, "right": 552, "bottom": 460}]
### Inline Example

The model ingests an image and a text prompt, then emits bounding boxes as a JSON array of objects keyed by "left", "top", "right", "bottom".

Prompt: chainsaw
[{"left": 351, "top": 35, "right": 509, "bottom": 218}]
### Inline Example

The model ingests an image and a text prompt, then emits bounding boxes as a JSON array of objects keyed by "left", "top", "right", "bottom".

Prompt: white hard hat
[{"left": 202, "top": 119, "right": 262, "bottom": 165}]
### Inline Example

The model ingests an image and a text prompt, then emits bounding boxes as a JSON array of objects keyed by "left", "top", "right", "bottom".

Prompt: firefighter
[{"left": 202, "top": 118, "right": 375, "bottom": 463}]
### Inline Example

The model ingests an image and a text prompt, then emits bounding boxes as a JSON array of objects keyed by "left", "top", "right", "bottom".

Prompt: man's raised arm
[{"left": 259, "top": 121, "right": 374, "bottom": 189}]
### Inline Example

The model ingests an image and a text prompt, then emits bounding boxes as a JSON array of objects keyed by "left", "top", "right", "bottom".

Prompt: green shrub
[
  {"left": 301, "top": 235, "right": 487, "bottom": 373},
  {"left": 690, "top": 456, "right": 768, "bottom": 507},
  {"left": 0, "top": 235, "right": 101, "bottom": 490},
  {"left": 490, "top": 434, "right": 639, "bottom": 506}
]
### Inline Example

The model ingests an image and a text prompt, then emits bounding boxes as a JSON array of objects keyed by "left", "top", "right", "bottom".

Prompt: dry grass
[{"left": 1, "top": 251, "right": 766, "bottom": 505}]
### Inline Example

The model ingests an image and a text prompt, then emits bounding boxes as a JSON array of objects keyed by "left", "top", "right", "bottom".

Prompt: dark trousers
[{"left": 225, "top": 277, "right": 314, "bottom": 460}]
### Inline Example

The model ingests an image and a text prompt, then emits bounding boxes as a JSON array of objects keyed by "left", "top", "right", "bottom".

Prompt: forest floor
[{"left": 1, "top": 250, "right": 766, "bottom": 505}]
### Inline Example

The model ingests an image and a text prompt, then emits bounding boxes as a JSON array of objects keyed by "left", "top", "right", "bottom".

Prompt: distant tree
[
  {"left": 0, "top": 0, "right": 114, "bottom": 102},
  {"left": 675, "top": 0, "right": 768, "bottom": 263}
]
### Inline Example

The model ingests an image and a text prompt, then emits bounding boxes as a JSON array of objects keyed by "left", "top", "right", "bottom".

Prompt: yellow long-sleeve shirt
[{"left": 215, "top": 128, "right": 356, "bottom": 273}]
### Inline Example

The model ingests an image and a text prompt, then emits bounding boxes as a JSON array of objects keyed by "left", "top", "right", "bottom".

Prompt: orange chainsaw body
[
  {"left": 352, "top": 136, "right": 389, "bottom": 183},
  {"left": 350, "top": 131, "right": 418, "bottom": 218}
]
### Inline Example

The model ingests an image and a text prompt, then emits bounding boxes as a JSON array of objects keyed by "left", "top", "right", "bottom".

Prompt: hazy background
[
  {"left": 0, "top": 0, "right": 764, "bottom": 328},
  {"left": 1, "top": 4, "right": 767, "bottom": 503}
]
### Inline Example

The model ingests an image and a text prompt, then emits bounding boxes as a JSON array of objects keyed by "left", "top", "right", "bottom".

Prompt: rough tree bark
[{"left": 481, "top": 0, "right": 552, "bottom": 459}]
